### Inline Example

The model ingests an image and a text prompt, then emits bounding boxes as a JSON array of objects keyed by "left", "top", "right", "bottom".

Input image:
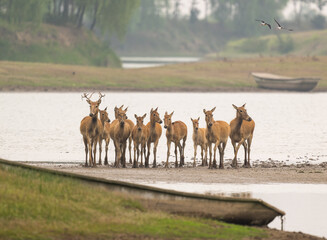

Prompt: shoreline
[{"left": 28, "top": 161, "right": 327, "bottom": 184}]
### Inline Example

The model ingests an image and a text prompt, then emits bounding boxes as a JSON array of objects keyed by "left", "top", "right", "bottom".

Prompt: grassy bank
[
  {"left": 0, "top": 163, "right": 269, "bottom": 240},
  {"left": 0, "top": 55, "right": 327, "bottom": 91},
  {"left": 0, "top": 23, "right": 120, "bottom": 67}
]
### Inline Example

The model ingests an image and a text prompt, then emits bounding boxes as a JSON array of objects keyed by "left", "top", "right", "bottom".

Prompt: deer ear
[
  {"left": 232, "top": 104, "right": 237, "bottom": 109},
  {"left": 242, "top": 103, "right": 246, "bottom": 107},
  {"left": 142, "top": 113, "right": 147, "bottom": 119},
  {"left": 190, "top": 117, "right": 193, "bottom": 121},
  {"left": 150, "top": 108, "right": 153, "bottom": 113},
  {"left": 203, "top": 109, "right": 206, "bottom": 114},
  {"left": 197, "top": 117, "right": 200, "bottom": 121},
  {"left": 124, "top": 107, "right": 128, "bottom": 112},
  {"left": 165, "top": 111, "right": 168, "bottom": 115},
  {"left": 86, "top": 99, "right": 91, "bottom": 104},
  {"left": 104, "top": 107, "right": 107, "bottom": 111},
  {"left": 211, "top": 107, "right": 216, "bottom": 112},
  {"left": 134, "top": 114, "right": 137, "bottom": 119},
  {"left": 170, "top": 111, "right": 174, "bottom": 116},
  {"left": 155, "top": 107, "right": 158, "bottom": 112},
  {"left": 119, "top": 104, "right": 124, "bottom": 109}
]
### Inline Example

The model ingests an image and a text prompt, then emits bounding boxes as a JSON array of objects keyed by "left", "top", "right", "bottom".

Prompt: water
[
  {"left": 0, "top": 92, "right": 326, "bottom": 164},
  {"left": 121, "top": 57, "right": 200, "bottom": 69},
  {"left": 143, "top": 182, "right": 327, "bottom": 238}
]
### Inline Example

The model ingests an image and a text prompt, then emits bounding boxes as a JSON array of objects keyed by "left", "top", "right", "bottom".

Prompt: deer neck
[
  {"left": 150, "top": 117, "right": 157, "bottom": 128},
  {"left": 166, "top": 123, "right": 173, "bottom": 134},
  {"left": 235, "top": 116, "right": 243, "bottom": 131}
]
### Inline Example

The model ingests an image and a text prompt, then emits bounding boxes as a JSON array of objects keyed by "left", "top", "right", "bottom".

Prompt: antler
[
  {"left": 98, "top": 92, "right": 105, "bottom": 101},
  {"left": 81, "top": 92, "right": 94, "bottom": 101}
]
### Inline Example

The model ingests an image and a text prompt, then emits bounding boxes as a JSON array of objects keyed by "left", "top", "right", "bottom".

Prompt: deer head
[
  {"left": 203, "top": 107, "right": 216, "bottom": 127},
  {"left": 164, "top": 111, "right": 174, "bottom": 129},
  {"left": 191, "top": 117, "right": 200, "bottom": 131},
  {"left": 99, "top": 107, "right": 110, "bottom": 124},
  {"left": 134, "top": 113, "right": 147, "bottom": 131},
  {"left": 150, "top": 107, "right": 162, "bottom": 124},
  {"left": 232, "top": 104, "right": 252, "bottom": 122}
]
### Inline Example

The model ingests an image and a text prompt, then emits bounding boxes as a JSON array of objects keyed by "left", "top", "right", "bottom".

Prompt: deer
[
  {"left": 191, "top": 117, "right": 208, "bottom": 167},
  {"left": 99, "top": 107, "right": 111, "bottom": 165},
  {"left": 230, "top": 104, "right": 255, "bottom": 168},
  {"left": 203, "top": 107, "right": 230, "bottom": 169},
  {"left": 131, "top": 114, "right": 149, "bottom": 168},
  {"left": 164, "top": 111, "right": 187, "bottom": 168},
  {"left": 80, "top": 92, "right": 105, "bottom": 167},
  {"left": 145, "top": 107, "right": 163, "bottom": 168},
  {"left": 109, "top": 107, "right": 131, "bottom": 168},
  {"left": 114, "top": 105, "right": 135, "bottom": 164}
]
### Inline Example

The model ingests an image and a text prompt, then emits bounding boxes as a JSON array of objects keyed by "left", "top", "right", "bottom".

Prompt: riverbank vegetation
[{"left": 1, "top": 56, "right": 326, "bottom": 91}]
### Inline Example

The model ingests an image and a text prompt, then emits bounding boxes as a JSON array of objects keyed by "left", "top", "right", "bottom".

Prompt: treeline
[{"left": 0, "top": 0, "right": 140, "bottom": 38}]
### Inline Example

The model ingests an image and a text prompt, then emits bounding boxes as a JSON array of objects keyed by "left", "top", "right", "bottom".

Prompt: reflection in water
[
  {"left": 0, "top": 92, "right": 326, "bottom": 165},
  {"left": 142, "top": 182, "right": 327, "bottom": 238}
]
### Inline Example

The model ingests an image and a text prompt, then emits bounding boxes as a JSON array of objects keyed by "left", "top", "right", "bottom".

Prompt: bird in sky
[
  {"left": 274, "top": 18, "right": 293, "bottom": 31},
  {"left": 255, "top": 19, "right": 271, "bottom": 29}
]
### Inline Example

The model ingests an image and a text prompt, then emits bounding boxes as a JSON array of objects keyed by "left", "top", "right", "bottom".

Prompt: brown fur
[
  {"left": 230, "top": 104, "right": 255, "bottom": 168},
  {"left": 164, "top": 111, "right": 187, "bottom": 168},
  {"left": 145, "top": 107, "right": 163, "bottom": 168},
  {"left": 80, "top": 92, "right": 104, "bottom": 167},
  {"left": 110, "top": 108, "right": 131, "bottom": 168},
  {"left": 191, "top": 117, "right": 208, "bottom": 167},
  {"left": 132, "top": 114, "right": 149, "bottom": 168},
  {"left": 114, "top": 105, "right": 135, "bottom": 164},
  {"left": 99, "top": 107, "right": 111, "bottom": 165},
  {"left": 203, "top": 107, "right": 230, "bottom": 169}
]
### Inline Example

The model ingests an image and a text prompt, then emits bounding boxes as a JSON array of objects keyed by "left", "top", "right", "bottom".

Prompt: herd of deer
[{"left": 80, "top": 92, "right": 255, "bottom": 169}]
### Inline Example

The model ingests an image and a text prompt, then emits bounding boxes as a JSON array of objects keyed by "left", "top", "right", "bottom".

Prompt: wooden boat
[
  {"left": 252, "top": 72, "right": 320, "bottom": 91},
  {"left": 0, "top": 158, "right": 285, "bottom": 226}
]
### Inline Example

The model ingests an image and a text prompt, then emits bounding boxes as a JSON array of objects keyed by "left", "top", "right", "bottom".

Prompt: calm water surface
[{"left": 0, "top": 92, "right": 326, "bottom": 164}]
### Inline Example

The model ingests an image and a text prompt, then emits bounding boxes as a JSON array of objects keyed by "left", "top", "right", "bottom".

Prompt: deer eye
[
  {"left": 169, "top": 119, "right": 171, "bottom": 121},
  {"left": 240, "top": 110, "right": 243, "bottom": 112}
]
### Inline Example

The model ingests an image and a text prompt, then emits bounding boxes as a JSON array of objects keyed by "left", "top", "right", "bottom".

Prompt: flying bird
[
  {"left": 255, "top": 19, "right": 271, "bottom": 29},
  {"left": 274, "top": 18, "right": 293, "bottom": 31}
]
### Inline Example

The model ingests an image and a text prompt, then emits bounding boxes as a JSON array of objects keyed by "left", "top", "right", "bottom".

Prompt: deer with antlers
[
  {"left": 203, "top": 107, "right": 230, "bottom": 169},
  {"left": 99, "top": 107, "right": 111, "bottom": 165},
  {"left": 145, "top": 107, "right": 163, "bottom": 168},
  {"left": 80, "top": 92, "right": 105, "bottom": 167},
  {"left": 109, "top": 107, "right": 131, "bottom": 168},
  {"left": 164, "top": 111, "right": 187, "bottom": 168},
  {"left": 191, "top": 117, "right": 208, "bottom": 167},
  {"left": 230, "top": 104, "right": 255, "bottom": 168},
  {"left": 132, "top": 114, "right": 149, "bottom": 168}
]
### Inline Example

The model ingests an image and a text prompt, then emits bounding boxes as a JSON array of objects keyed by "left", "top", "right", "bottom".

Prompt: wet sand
[{"left": 29, "top": 161, "right": 327, "bottom": 184}]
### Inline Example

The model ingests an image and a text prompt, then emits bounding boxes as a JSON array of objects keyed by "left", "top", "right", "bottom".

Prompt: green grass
[
  {"left": 1, "top": 55, "right": 327, "bottom": 91},
  {"left": 0, "top": 163, "right": 268, "bottom": 239}
]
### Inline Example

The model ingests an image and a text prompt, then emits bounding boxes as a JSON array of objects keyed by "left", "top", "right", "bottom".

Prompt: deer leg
[
  {"left": 166, "top": 140, "right": 171, "bottom": 168},
  {"left": 219, "top": 141, "right": 227, "bottom": 169},
  {"left": 153, "top": 140, "right": 159, "bottom": 168},
  {"left": 104, "top": 138, "right": 109, "bottom": 165},
  {"left": 174, "top": 143, "right": 178, "bottom": 168},
  {"left": 193, "top": 143, "right": 197, "bottom": 167},
  {"left": 140, "top": 144, "right": 144, "bottom": 168},
  {"left": 204, "top": 144, "right": 208, "bottom": 166},
  {"left": 145, "top": 142, "right": 151, "bottom": 168},
  {"left": 231, "top": 140, "right": 238, "bottom": 168},
  {"left": 114, "top": 141, "right": 120, "bottom": 168},
  {"left": 98, "top": 138, "right": 102, "bottom": 165},
  {"left": 208, "top": 143, "right": 212, "bottom": 169},
  {"left": 92, "top": 139, "right": 97, "bottom": 167},
  {"left": 133, "top": 142, "right": 137, "bottom": 168},
  {"left": 235, "top": 138, "right": 246, "bottom": 168},
  {"left": 83, "top": 137, "right": 88, "bottom": 167},
  {"left": 178, "top": 141, "right": 183, "bottom": 167},
  {"left": 181, "top": 136, "right": 186, "bottom": 165},
  {"left": 88, "top": 138, "right": 93, "bottom": 167},
  {"left": 122, "top": 142, "right": 127, "bottom": 168},
  {"left": 242, "top": 140, "right": 248, "bottom": 167},
  {"left": 129, "top": 136, "right": 132, "bottom": 164},
  {"left": 212, "top": 141, "right": 218, "bottom": 169}
]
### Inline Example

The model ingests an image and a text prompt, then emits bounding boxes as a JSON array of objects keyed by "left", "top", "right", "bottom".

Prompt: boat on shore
[
  {"left": 252, "top": 72, "right": 320, "bottom": 91},
  {"left": 0, "top": 158, "right": 285, "bottom": 226}
]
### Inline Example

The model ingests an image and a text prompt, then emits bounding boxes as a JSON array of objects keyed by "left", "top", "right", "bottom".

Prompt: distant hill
[
  {"left": 213, "top": 29, "right": 327, "bottom": 58},
  {"left": 0, "top": 23, "right": 120, "bottom": 67}
]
